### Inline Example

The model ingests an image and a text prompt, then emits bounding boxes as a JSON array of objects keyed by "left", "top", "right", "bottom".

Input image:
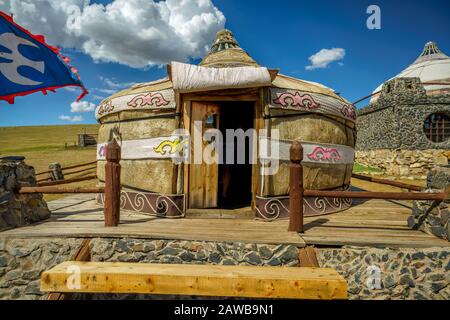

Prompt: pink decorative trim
[
  {"left": 98, "top": 145, "right": 107, "bottom": 158},
  {"left": 341, "top": 104, "right": 356, "bottom": 120},
  {"left": 127, "top": 92, "right": 170, "bottom": 108},
  {"left": 307, "top": 147, "right": 341, "bottom": 162},
  {"left": 97, "top": 101, "right": 114, "bottom": 117},
  {"left": 273, "top": 92, "right": 319, "bottom": 109}
]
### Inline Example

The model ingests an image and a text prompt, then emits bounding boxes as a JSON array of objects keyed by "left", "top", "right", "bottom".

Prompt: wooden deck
[{"left": 0, "top": 193, "right": 448, "bottom": 248}]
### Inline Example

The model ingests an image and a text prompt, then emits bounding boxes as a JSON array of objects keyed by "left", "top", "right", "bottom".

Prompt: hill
[{"left": 0, "top": 124, "right": 100, "bottom": 200}]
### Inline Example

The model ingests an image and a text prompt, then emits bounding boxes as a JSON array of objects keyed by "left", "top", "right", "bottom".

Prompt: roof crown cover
[
  {"left": 371, "top": 41, "right": 450, "bottom": 102},
  {"left": 200, "top": 29, "right": 259, "bottom": 68},
  {"left": 413, "top": 41, "right": 449, "bottom": 64}
]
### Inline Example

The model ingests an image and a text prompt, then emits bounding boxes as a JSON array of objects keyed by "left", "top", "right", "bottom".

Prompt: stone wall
[
  {"left": 408, "top": 165, "right": 450, "bottom": 241},
  {"left": 355, "top": 149, "right": 449, "bottom": 178},
  {"left": 89, "top": 238, "right": 299, "bottom": 266},
  {"left": 1, "top": 236, "right": 449, "bottom": 300},
  {"left": 0, "top": 238, "right": 83, "bottom": 300},
  {"left": 317, "top": 246, "right": 449, "bottom": 300},
  {"left": 356, "top": 77, "right": 450, "bottom": 151},
  {"left": 0, "top": 159, "right": 50, "bottom": 231}
]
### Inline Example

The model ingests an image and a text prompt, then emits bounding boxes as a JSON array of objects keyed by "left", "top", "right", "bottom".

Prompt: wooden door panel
[{"left": 189, "top": 102, "right": 220, "bottom": 208}]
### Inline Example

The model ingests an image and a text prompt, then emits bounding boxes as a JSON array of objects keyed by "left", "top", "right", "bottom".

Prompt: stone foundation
[
  {"left": 0, "top": 238, "right": 84, "bottom": 299},
  {"left": 317, "top": 246, "right": 449, "bottom": 300},
  {"left": 355, "top": 149, "right": 449, "bottom": 178},
  {"left": 408, "top": 165, "right": 450, "bottom": 241},
  {"left": 1, "top": 237, "right": 449, "bottom": 300},
  {"left": 89, "top": 238, "right": 299, "bottom": 266},
  {"left": 0, "top": 159, "right": 50, "bottom": 231}
]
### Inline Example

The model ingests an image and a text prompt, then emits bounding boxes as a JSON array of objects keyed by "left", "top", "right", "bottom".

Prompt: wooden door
[{"left": 189, "top": 102, "right": 220, "bottom": 208}]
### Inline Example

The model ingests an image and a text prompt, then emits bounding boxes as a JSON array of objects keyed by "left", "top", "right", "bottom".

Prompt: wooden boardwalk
[{"left": 0, "top": 193, "right": 448, "bottom": 248}]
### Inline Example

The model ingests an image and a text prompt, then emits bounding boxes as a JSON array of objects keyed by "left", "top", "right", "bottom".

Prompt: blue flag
[{"left": 0, "top": 11, "right": 87, "bottom": 104}]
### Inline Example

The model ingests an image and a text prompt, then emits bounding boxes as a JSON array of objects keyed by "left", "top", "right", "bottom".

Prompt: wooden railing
[
  {"left": 18, "top": 139, "right": 121, "bottom": 227},
  {"left": 36, "top": 160, "right": 97, "bottom": 183},
  {"left": 288, "top": 141, "right": 447, "bottom": 233}
]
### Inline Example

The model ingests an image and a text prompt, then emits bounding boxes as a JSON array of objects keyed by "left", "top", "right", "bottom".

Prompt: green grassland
[{"left": 0, "top": 124, "right": 100, "bottom": 200}]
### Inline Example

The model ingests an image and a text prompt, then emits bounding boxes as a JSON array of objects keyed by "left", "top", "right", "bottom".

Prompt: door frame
[{"left": 181, "top": 88, "right": 264, "bottom": 209}]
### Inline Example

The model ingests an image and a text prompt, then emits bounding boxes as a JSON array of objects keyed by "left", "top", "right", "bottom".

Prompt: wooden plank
[
  {"left": 19, "top": 186, "right": 104, "bottom": 194},
  {"left": 47, "top": 239, "right": 91, "bottom": 300},
  {"left": 298, "top": 246, "right": 319, "bottom": 267},
  {"left": 189, "top": 102, "right": 220, "bottom": 208},
  {"left": 36, "top": 174, "right": 97, "bottom": 187},
  {"left": 41, "top": 261, "right": 347, "bottom": 299}
]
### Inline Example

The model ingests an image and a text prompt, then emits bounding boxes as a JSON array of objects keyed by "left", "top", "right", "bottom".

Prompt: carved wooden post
[
  {"left": 104, "top": 139, "right": 121, "bottom": 227},
  {"left": 48, "top": 162, "right": 64, "bottom": 181},
  {"left": 289, "top": 140, "right": 304, "bottom": 233}
]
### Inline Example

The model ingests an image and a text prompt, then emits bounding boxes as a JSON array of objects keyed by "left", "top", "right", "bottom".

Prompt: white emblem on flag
[{"left": 0, "top": 33, "right": 45, "bottom": 86}]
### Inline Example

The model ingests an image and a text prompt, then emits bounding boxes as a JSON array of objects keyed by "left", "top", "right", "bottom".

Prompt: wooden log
[
  {"left": 64, "top": 166, "right": 97, "bottom": 176},
  {"left": 352, "top": 173, "right": 423, "bottom": 191},
  {"left": 104, "top": 139, "right": 121, "bottom": 227},
  {"left": 40, "top": 261, "right": 348, "bottom": 299},
  {"left": 303, "top": 190, "right": 446, "bottom": 201},
  {"left": 19, "top": 186, "right": 104, "bottom": 194},
  {"left": 35, "top": 169, "right": 53, "bottom": 176},
  {"left": 61, "top": 161, "right": 97, "bottom": 171},
  {"left": 289, "top": 140, "right": 304, "bottom": 233},
  {"left": 36, "top": 161, "right": 97, "bottom": 176},
  {"left": 36, "top": 174, "right": 97, "bottom": 187}
]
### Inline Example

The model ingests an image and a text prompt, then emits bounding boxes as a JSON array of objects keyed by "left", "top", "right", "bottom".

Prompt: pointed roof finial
[
  {"left": 413, "top": 41, "right": 449, "bottom": 64},
  {"left": 200, "top": 29, "right": 259, "bottom": 68}
]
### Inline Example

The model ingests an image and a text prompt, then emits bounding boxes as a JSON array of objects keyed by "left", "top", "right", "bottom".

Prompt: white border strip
[
  {"left": 97, "top": 136, "right": 185, "bottom": 160},
  {"left": 259, "top": 137, "right": 355, "bottom": 164}
]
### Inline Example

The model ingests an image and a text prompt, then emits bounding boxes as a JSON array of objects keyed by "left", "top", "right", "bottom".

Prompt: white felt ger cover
[{"left": 170, "top": 61, "right": 272, "bottom": 93}]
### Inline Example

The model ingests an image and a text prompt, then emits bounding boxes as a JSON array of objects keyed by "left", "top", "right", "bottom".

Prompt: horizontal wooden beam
[
  {"left": 352, "top": 173, "right": 423, "bottom": 191},
  {"left": 19, "top": 186, "right": 104, "bottom": 194},
  {"left": 40, "top": 261, "right": 347, "bottom": 300},
  {"left": 303, "top": 189, "right": 446, "bottom": 201},
  {"left": 61, "top": 161, "right": 97, "bottom": 171},
  {"left": 36, "top": 175, "right": 97, "bottom": 187},
  {"left": 64, "top": 166, "right": 97, "bottom": 176},
  {"left": 35, "top": 161, "right": 97, "bottom": 176}
]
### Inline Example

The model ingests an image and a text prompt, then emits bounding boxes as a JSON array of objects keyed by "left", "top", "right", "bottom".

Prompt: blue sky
[{"left": 1, "top": 0, "right": 449, "bottom": 127}]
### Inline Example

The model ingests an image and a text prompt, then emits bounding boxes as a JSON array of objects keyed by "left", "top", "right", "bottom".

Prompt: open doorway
[{"left": 218, "top": 101, "right": 255, "bottom": 209}]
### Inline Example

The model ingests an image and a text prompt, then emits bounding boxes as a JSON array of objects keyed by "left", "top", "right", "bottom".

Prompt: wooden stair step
[{"left": 41, "top": 261, "right": 347, "bottom": 300}]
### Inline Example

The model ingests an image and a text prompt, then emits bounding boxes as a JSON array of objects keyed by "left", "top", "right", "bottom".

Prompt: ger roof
[
  {"left": 99, "top": 29, "right": 347, "bottom": 104},
  {"left": 370, "top": 41, "right": 450, "bottom": 102}
]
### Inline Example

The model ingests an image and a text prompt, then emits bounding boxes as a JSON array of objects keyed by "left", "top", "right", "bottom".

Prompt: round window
[{"left": 423, "top": 113, "right": 450, "bottom": 143}]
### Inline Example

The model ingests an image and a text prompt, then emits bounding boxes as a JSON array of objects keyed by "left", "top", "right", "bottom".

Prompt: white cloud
[
  {"left": 59, "top": 114, "right": 84, "bottom": 122},
  {"left": 94, "top": 88, "right": 116, "bottom": 94},
  {"left": 2, "top": 0, "right": 226, "bottom": 68},
  {"left": 70, "top": 100, "right": 96, "bottom": 112},
  {"left": 100, "top": 76, "right": 135, "bottom": 89},
  {"left": 91, "top": 94, "right": 106, "bottom": 101},
  {"left": 305, "top": 48, "right": 346, "bottom": 70}
]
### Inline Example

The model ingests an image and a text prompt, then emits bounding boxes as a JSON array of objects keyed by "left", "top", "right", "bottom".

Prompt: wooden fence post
[
  {"left": 104, "top": 139, "right": 121, "bottom": 227},
  {"left": 289, "top": 140, "right": 304, "bottom": 233},
  {"left": 48, "top": 162, "right": 64, "bottom": 181}
]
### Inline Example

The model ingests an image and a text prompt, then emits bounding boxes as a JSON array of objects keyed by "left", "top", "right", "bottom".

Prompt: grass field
[{"left": 0, "top": 124, "right": 99, "bottom": 201}]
